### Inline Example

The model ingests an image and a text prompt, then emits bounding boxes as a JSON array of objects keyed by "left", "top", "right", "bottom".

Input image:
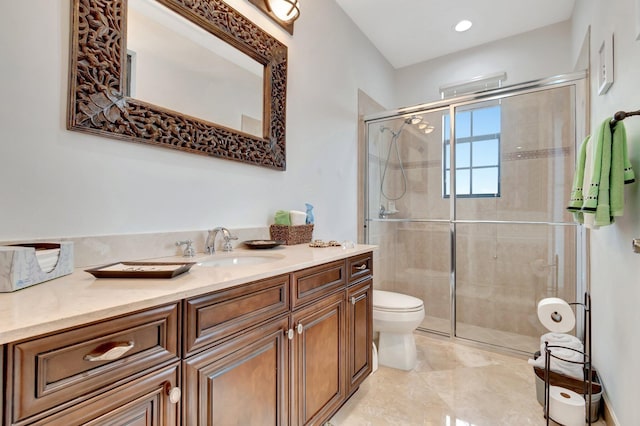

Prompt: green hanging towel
[
  {"left": 609, "top": 121, "right": 636, "bottom": 217},
  {"left": 567, "top": 118, "right": 636, "bottom": 227}
]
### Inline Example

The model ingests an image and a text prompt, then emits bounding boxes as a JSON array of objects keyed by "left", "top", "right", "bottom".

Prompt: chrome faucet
[{"left": 205, "top": 227, "right": 238, "bottom": 254}]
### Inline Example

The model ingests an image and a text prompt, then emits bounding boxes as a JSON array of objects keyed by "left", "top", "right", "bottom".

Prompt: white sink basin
[{"left": 197, "top": 253, "right": 283, "bottom": 267}]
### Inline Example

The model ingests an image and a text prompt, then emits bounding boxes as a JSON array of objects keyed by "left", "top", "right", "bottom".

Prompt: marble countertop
[{"left": 0, "top": 244, "right": 375, "bottom": 345}]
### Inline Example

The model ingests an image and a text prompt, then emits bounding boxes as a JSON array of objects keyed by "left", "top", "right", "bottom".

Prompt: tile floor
[
  {"left": 330, "top": 333, "right": 607, "bottom": 426},
  {"left": 422, "top": 315, "right": 541, "bottom": 354}
]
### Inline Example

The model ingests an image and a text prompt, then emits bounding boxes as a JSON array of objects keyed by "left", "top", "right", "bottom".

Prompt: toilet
[{"left": 373, "top": 290, "right": 425, "bottom": 371}]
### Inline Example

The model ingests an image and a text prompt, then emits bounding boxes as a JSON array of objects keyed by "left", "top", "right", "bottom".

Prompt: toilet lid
[{"left": 373, "top": 290, "right": 424, "bottom": 312}]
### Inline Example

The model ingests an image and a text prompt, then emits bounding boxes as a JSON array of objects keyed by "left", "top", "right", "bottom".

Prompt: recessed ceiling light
[{"left": 455, "top": 19, "right": 473, "bottom": 32}]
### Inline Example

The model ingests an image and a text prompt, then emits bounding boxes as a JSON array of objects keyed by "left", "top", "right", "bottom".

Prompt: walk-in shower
[{"left": 363, "top": 72, "right": 587, "bottom": 354}]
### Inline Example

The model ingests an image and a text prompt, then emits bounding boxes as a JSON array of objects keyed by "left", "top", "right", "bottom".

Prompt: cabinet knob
[
  {"left": 287, "top": 329, "right": 294, "bottom": 340},
  {"left": 84, "top": 341, "right": 134, "bottom": 362},
  {"left": 297, "top": 323, "right": 304, "bottom": 334},
  {"left": 354, "top": 264, "right": 367, "bottom": 271},
  {"left": 165, "top": 384, "right": 181, "bottom": 404}
]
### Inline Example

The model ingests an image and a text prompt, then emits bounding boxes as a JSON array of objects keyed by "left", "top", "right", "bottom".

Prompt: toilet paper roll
[
  {"left": 549, "top": 386, "right": 585, "bottom": 426},
  {"left": 537, "top": 297, "right": 575, "bottom": 333}
]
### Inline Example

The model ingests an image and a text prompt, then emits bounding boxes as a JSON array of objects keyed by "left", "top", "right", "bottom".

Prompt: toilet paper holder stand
[{"left": 542, "top": 292, "right": 594, "bottom": 425}]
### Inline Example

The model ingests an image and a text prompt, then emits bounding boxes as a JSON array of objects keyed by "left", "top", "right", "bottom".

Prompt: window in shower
[{"left": 443, "top": 104, "right": 501, "bottom": 197}]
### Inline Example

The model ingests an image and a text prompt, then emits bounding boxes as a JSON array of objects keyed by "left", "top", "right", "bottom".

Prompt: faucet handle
[
  {"left": 222, "top": 233, "right": 237, "bottom": 252},
  {"left": 176, "top": 240, "right": 196, "bottom": 257},
  {"left": 225, "top": 233, "right": 239, "bottom": 242}
]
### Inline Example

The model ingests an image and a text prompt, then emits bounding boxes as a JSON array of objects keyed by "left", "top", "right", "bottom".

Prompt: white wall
[
  {"left": 0, "top": 0, "right": 395, "bottom": 242},
  {"left": 393, "top": 21, "right": 573, "bottom": 107},
  {"left": 571, "top": 1, "right": 640, "bottom": 424}
]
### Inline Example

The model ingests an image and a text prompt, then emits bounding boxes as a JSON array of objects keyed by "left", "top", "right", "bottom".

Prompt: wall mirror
[{"left": 68, "top": 0, "right": 288, "bottom": 170}]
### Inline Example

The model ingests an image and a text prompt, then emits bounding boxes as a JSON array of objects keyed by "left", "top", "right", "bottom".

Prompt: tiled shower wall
[{"left": 367, "top": 86, "right": 578, "bottom": 348}]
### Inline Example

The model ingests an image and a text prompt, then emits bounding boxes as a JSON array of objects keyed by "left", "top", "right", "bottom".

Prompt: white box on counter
[{"left": 0, "top": 242, "right": 74, "bottom": 292}]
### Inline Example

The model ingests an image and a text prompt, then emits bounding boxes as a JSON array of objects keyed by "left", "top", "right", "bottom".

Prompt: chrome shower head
[{"left": 405, "top": 115, "right": 423, "bottom": 125}]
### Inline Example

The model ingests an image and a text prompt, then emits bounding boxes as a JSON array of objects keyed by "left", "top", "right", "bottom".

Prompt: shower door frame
[{"left": 363, "top": 71, "right": 589, "bottom": 353}]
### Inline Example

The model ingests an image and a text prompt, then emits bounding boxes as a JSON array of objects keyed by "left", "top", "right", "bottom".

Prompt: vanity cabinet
[
  {"left": 290, "top": 290, "right": 346, "bottom": 425},
  {"left": 2, "top": 251, "right": 374, "bottom": 426},
  {"left": 346, "top": 252, "right": 373, "bottom": 395},
  {"left": 183, "top": 315, "right": 290, "bottom": 425},
  {"left": 1, "top": 346, "right": 4, "bottom": 425},
  {"left": 346, "top": 278, "right": 373, "bottom": 394},
  {"left": 4, "top": 303, "right": 181, "bottom": 425},
  {"left": 182, "top": 274, "right": 291, "bottom": 425},
  {"left": 21, "top": 363, "right": 180, "bottom": 426},
  {"left": 290, "top": 260, "right": 347, "bottom": 426}
]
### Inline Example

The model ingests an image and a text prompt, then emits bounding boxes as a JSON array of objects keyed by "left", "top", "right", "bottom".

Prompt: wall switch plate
[{"left": 597, "top": 33, "right": 614, "bottom": 95}]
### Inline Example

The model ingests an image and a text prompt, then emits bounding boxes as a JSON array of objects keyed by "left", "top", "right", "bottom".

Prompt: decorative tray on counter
[
  {"left": 85, "top": 261, "right": 196, "bottom": 279},
  {"left": 243, "top": 240, "right": 284, "bottom": 249}
]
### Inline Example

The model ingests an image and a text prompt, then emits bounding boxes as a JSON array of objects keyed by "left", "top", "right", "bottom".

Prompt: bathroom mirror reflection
[{"left": 127, "top": 0, "right": 264, "bottom": 137}]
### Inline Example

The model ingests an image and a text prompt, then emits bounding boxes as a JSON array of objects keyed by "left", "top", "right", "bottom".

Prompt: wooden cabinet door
[
  {"left": 346, "top": 278, "right": 373, "bottom": 394},
  {"left": 291, "top": 291, "right": 346, "bottom": 426},
  {"left": 1, "top": 345, "right": 4, "bottom": 426},
  {"left": 183, "top": 316, "right": 290, "bottom": 426},
  {"left": 21, "top": 363, "right": 180, "bottom": 426}
]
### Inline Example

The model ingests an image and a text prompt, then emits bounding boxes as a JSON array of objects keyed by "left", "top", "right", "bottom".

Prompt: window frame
[{"left": 443, "top": 106, "right": 501, "bottom": 198}]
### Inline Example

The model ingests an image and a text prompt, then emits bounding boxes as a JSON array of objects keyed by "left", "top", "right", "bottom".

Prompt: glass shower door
[
  {"left": 452, "top": 86, "right": 578, "bottom": 353},
  {"left": 366, "top": 108, "right": 452, "bottom": 336}
]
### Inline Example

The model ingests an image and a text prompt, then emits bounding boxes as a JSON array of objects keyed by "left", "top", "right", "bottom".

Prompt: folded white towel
[
  {"left": 529, "top": 333, "right": 585, "bottom": 379},
  {"left": 540, "top": 332, "right": 583, "bottom": 351},
  {"left": 528, "top": 349, "right": 585, "bottom": 380}
]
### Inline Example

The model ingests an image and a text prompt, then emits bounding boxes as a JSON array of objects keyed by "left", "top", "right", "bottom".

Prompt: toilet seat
[{"left": 373, "top": 290, "right": 424, "bottom": 312}]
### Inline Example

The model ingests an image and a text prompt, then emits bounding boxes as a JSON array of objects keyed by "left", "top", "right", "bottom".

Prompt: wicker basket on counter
[{"left": 269, "top": 224, "right": 314, "bottom": 245}]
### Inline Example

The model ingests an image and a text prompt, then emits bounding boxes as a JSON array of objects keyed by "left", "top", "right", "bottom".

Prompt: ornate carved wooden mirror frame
[{"left": 68, "top": 0, "right": 287, "bottom": 170}]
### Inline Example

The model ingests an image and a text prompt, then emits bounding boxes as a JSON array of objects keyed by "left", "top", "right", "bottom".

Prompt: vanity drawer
[
  {"left": 184, "top": 274, "right": 290, "bottom": 356},
  {"left": 347, "top": 252, "right": 373, "bottom": 284},
  {"left": 291, "top": 260, "right": 346, "bottom": 309},
  {"left": 8, "top": 303, "right": 180, "bottom": 423}
]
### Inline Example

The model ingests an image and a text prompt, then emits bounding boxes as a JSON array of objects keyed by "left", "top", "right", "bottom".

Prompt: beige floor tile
[{"left": 330, "top": 332, "right": 606, "bottom": 426}]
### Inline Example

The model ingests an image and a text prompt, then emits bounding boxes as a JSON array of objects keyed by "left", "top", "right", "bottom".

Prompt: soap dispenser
[{"left": 305, "top": 203, "right": 314, "bottom": 224}]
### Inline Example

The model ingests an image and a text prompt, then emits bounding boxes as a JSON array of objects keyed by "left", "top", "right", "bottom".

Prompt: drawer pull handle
[
  {"left": 287, "top": 329, "right": 294, "bottom": 340},
  {"left": 297, "top": 323, "right": 304, "bottom": 334},
  {"left": 351, "top": 294, "right": 367, "bottom": 305},
  {"left": 354, "top": 264, "right": 367, "bottom": 271},
  {"left": 84, "top": 341, "right": 134, "bottom": 362}
]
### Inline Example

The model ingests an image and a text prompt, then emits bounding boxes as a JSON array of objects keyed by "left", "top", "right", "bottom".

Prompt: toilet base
[{"left": 377, "top": 331, "right": 417, "bottom": 371}]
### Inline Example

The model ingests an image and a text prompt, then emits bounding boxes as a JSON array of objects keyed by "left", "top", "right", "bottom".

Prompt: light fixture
[
  {"left": 249, "top": 0, "right": 299, "bottom": 35},
  {"left": 407, "top": 115, "right": 423, "bottom": 124},
  {"left": 454, "top": 19, "right": 473, "bottom": 32},
  {"left": 268, "top": 0, "right": 300, "bottom": 23},
  {"left": 439, "top": 72, "right": 507, "bottom": 99},
  {"left": 423, "top": 126, "right": 435, "bottom": 134}
]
